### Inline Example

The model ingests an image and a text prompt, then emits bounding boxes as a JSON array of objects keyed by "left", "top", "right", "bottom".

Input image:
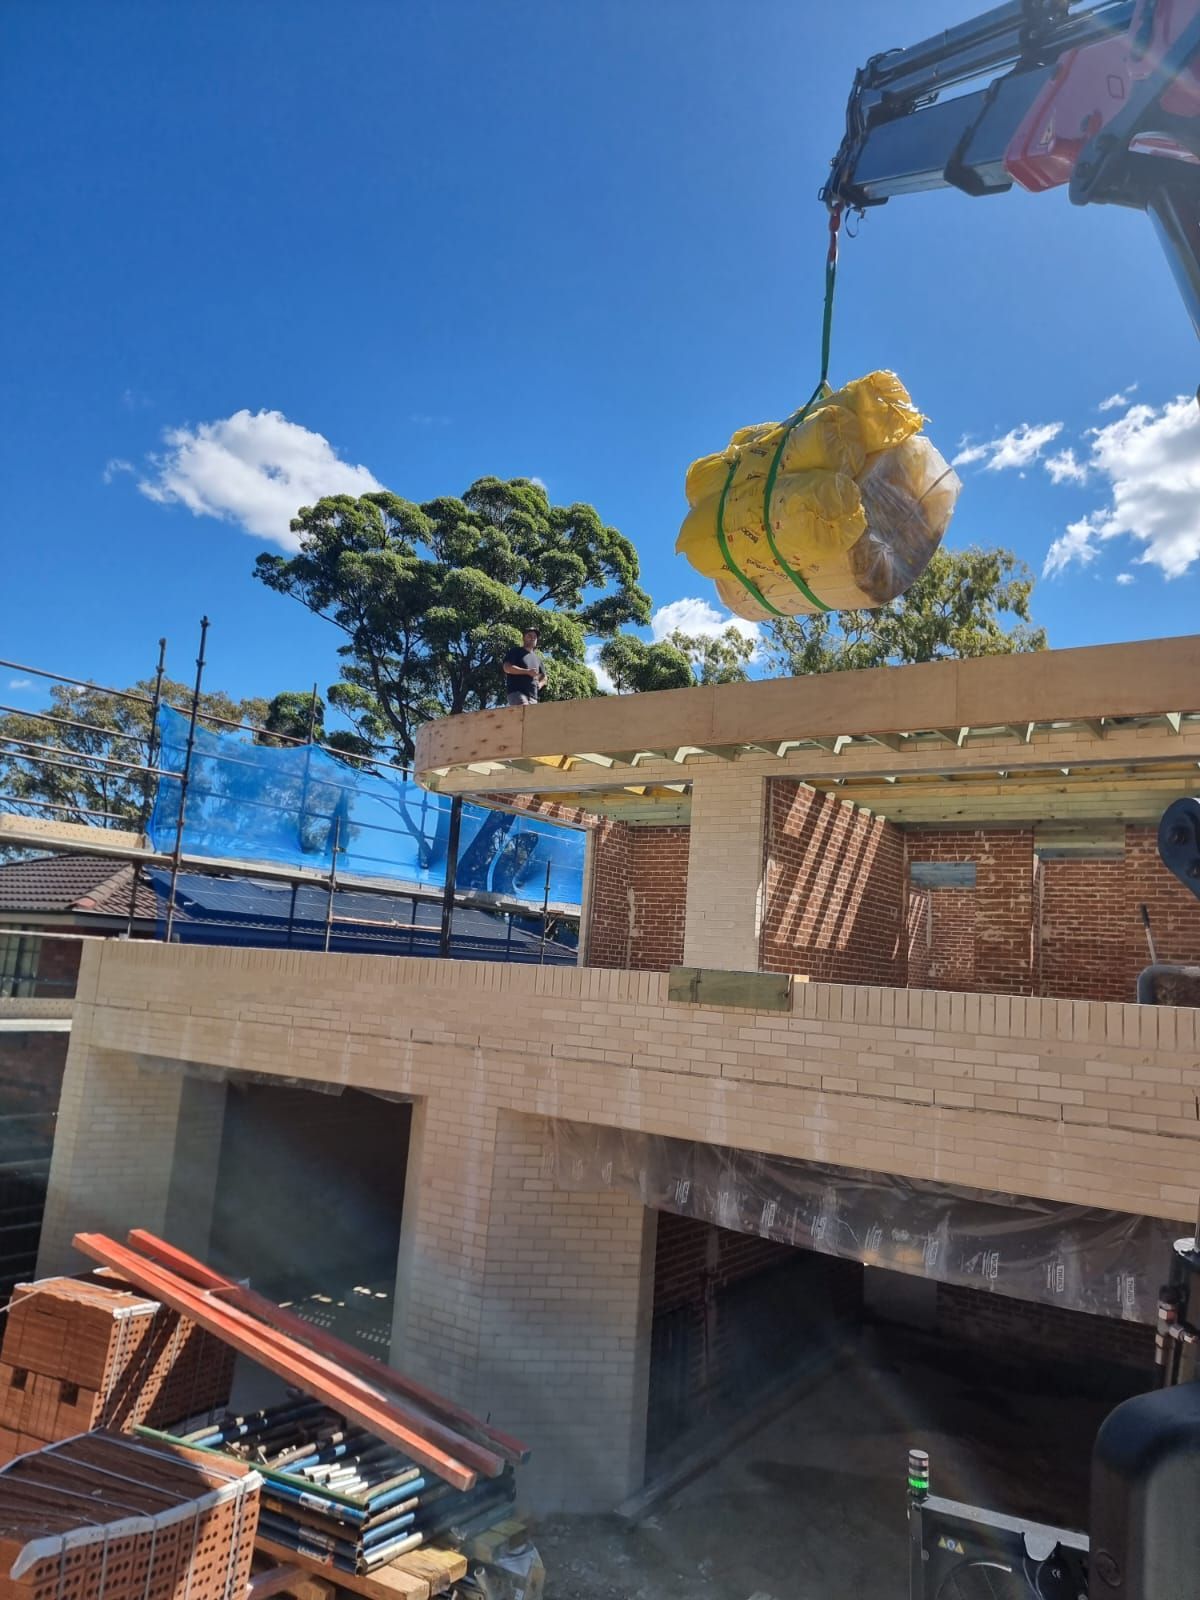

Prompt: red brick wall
[
  {"left": 0, "top": 1032, "right": 68, "bottom": 1111},
  {"left": 1128, "top": 824, "right": 1200, "bottom": 958},
  {"left": 937, "top": 1283, "right": 1153, "bottom": 1372},
  {"left": 549, "top": 792, "right": 1200, "bottom": 1003},
  {"left": 628, "top": 827, "right": 689, "bottom": 971},
  {"left": 1039, "top": 857, "right": 1129, "bottom": 1000},
  {"left": 905, "top": 830, "right": 1036, "bottom": 995},
  {"left": 1035, "top": 827, "right": 1200, "bottom": 1002},
  {"left": 587, "top": 820, "right": 689, "bottom": 973},
  {"left": 907, "top": 886, "right": 978, "bottom": 991},
  {"left": 586, "top": 819, "right": 631, "bottom": 969},
  {"left": 653, "top": 1211, "right": 803, "bottom": 1316},
  {"left": 761, "top": 782, "right": 907, "bottom": 984}
]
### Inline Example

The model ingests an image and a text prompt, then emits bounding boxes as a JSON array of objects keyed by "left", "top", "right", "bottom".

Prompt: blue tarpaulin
[{"left": 148, "top": 707, "right": 584, "bottom": 908}]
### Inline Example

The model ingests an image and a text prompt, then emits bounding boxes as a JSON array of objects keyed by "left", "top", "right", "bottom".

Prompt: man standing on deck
[{"left": 502, "top": 626, "right": 547, "bottom": 707}]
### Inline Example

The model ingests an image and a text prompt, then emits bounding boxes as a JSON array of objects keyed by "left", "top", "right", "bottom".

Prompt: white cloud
[
  {"left": 1044, "top": 518, "right": 1101, "bottom": 578},
  {"left": 138, "top": 409, "right": 383, "bottom": 549},
  {"left": 650, "top": 597, "right": 759, "bottom": 646},
  {"left": 1115, "top": 572, "right": 1135, "bottom": 586},
  {"left": 1042, "top": 396, "right": 1200, "bottom": 579},
  {"left": 7, "top": 679, "right": 32, "bottom": 691},
  {"left": 1099, "top": 385, "right": 1138, "bottom": 412},
  {"left": 1044, "top": 448, "right": 1089, "bottom": 485},
  {"left": 102, "top": 458, "right": 134, "bottom": 484},
  {"left": 585, "top": 644, "right": 616, "bottom": 694},
  {"left": 953, "top": 421, "right": 1063, "bottom": 472},
  {"left": 950, "top": 438, "right": 988, "bottom": 467},
  {"left": 528, "top": 476, "right": 548, "bottom": 493}
]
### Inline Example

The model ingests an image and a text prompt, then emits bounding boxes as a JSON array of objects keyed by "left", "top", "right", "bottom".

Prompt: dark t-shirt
[{"left": 503, "top": 646, "right": 543, "bottom": 701}]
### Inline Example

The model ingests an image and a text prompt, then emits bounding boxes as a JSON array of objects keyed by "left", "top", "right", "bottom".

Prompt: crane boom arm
[{"left": 823, "top": 0, "right": 1200, "bottom": 334}]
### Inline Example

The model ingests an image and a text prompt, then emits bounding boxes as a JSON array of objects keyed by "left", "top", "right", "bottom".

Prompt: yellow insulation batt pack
[{"left": 676, "top": 371, "right": 961, "bottom": 620}]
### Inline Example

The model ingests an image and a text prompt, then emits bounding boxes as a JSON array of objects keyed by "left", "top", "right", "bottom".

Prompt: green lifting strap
[{"left": 715, "top": 208, "right": 842, "bottom": 618}]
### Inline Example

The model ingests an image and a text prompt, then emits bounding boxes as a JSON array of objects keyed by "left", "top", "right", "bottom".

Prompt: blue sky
[{"left": 2, "top": 0, "right": 1197, "bottom": 712}]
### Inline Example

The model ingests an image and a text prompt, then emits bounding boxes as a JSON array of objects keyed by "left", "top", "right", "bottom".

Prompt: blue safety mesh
[{"left": 147, "top": 706, "right": 584, "bottom": 908}]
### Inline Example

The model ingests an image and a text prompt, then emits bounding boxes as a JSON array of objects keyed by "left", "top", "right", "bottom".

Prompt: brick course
[
  {"left": 33, "top": 933, "right": 83, "bottom": 999},
  {"left": 650, "top": 1213, "right": 862, "bottom": 1453},
  {"left": 907, "top": 886, "right": 977, "bottom": 991}
]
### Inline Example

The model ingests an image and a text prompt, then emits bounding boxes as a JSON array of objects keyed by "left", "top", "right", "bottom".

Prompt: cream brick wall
[
  {"left": 472, "top": 1110, "right": 655, "bottom": 1510},
  {"left": 60, "top": 942, "right": 1200, "bottom": 1224},
  {"left": 682, "top": 763, "right": 767, "bottom": 970},
  {"left": 39, "top": 1045, "right": 192, "bottom": 1275},
  {"left": 42, "top": 939, "right": 1200, "bottom": 1508}
]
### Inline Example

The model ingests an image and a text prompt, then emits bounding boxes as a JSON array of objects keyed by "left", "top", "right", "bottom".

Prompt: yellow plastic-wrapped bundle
[{"left": 676, "top": 371, "right": 961, "bottom": 619}]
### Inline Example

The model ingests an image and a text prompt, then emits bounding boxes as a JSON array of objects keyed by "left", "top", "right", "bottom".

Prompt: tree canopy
[
  {"left": 255, "top": 478, "right": 651, "bottom": 762},
  {"left": 597, "top": 627, "right": 755, "bottom": 694},
  {"left": 763, "top": 546, "right": 1046, "bottom": 677},
  {"left": 666, "top": 628, "right": 756, "bottom": 686}
]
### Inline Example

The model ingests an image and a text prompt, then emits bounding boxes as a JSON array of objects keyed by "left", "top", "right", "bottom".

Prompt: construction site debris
[
  {"left": 0, "top": 1275, "right": 233, "bottom": 1460},
  {"left": 49, "top": 1231, "right": 535, "bottom": 1594},
  {"left": 75, "top": 1233, "right": 502, "bottom": 1491},
  {"left": 0, "top": 1430, "right": 260, "bottom": 1600},
  {"left": 677, "top": 370, "right": 961, "bottom": 617}
]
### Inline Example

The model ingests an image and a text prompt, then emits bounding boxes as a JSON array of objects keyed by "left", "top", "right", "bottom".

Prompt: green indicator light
[{"left": 908, "top": 1477, "right": 928, "bottom": 1490}]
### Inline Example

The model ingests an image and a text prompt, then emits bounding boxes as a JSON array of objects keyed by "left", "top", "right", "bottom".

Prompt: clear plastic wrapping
[
  {"left": 850, "top": 435, "right": 962, "bottom": 605},
  {"left": 552, "top": 1122, "right": 1172, "bottom": 1324}
]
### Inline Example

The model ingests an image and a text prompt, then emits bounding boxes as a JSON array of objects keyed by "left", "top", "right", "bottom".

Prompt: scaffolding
[{"left": 0, "top": 620, "right": 583, "bottom": 964}]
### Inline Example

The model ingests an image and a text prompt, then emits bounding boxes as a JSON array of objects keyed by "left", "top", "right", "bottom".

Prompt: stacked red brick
[
  {"left": 0, "top": 1431, "right": 259, "bottom": 1600},
  {"left": 0, "top": 1278, "right": 234, "bottom": 1461}
]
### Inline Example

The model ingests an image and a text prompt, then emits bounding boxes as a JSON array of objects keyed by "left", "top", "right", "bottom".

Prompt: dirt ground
[{"left": 533, "top": 1324, "right": 1140, "bottom": 1600}]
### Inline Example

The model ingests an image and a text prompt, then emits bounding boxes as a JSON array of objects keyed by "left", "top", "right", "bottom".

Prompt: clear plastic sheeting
[
  {"left": 148, "top": 707, "right": 584, "bottom": 908},
  {"left": 551, "top": 1122, "right": 1175, "bottom": 1323}
]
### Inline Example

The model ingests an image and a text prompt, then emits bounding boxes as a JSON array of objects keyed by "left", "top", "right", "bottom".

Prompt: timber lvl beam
[
  {"left": 415, "top": 636, "right": 1200, "bottom": 786},
  {"left": 422, "top": 711, "right": 1200, "bottom": 788}
]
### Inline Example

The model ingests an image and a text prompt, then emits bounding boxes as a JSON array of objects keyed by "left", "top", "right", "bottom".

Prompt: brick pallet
[
  {"left": 0, "top": 1277, "right": 234, "bottom": 1460},
  {"left": 0, "top": 1430, "right": 260, "bottom": 1600}
]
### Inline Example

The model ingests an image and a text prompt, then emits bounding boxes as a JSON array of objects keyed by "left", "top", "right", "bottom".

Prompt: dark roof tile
[{"left": 0, "top": 855, "right": 158, "bottom": 920}]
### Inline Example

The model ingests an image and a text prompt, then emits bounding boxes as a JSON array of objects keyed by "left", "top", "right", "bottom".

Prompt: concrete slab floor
[{"left": 533, "top": 1325, "right": 1144, "bottom": 1600}]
